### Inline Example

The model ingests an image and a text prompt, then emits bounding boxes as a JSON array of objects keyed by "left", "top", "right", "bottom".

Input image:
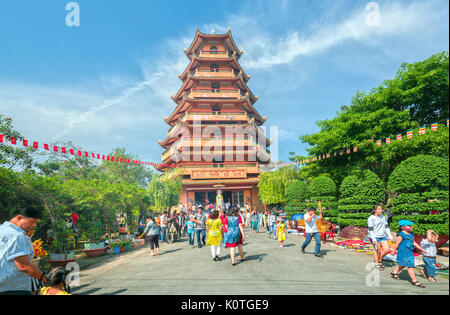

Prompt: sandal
[
  {"left": 376, "top": 264, "right": 385, "bottom": 271},
  {"left": 412, "top": 281, "right": 426, "bottom": 288},
  {"left": 391, "top": 272, "right": 400, "bottom": 280},
  {"left": 427, "top": 277, "right": 437, "bottom": 283}
]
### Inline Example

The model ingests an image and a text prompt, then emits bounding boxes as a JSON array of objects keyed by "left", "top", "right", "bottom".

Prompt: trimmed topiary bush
[
  {"left": 388, "top": 155, "right": 449, "bottom": 236},
  {"left": 337, "top": 170, "right": 385, "bottom": 228},
  {"left": 308, "top": 176, "right": 338, "bottom": 223},
  {"left": 285, "top": 180, "right": 309, "bottom": 218}
]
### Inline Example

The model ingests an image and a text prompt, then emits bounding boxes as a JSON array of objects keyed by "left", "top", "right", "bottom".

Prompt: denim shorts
[{"left": 375, "top": 236, "right": 389, "bottom": 243}]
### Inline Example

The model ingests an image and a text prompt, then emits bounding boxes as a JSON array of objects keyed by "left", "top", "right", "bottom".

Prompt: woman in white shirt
[{"left": 368, "top": 204, "right": 394, "bottom": 271}]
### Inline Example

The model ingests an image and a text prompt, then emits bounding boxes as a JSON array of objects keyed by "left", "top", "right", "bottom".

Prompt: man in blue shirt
[{"left": 0, "top": 206, "right": 47, "bottom": 295}]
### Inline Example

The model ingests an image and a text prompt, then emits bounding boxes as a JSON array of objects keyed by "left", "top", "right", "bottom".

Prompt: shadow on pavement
[
  {"left": 74, "top": 287, "right": 102, "bottom": 295},
  {"left": 243, "top": 254, "right": 267, "bottom": 262},
  {"left": 162, "top": 248, "right": 183, "bottom": 254},
  {"left": 101, "top": 289, "right": 128, "bottom": 295}
]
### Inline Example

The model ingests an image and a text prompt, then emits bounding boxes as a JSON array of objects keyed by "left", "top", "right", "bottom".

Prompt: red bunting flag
[
  {"left": 44, "top": 144, "right": 50, "bottom": 150},
  {"left": 107, "top": 156, "right": 110, "bottom": 161},
  {"left": 102, "top": 155, "right": 105, "bottom": 160},
  {"left": 77, "top": 150, "right": 82, "bottom": 156},
  {"left": 33, "top": 142, "right": 38, "bottom": 149},
  {"left": 0, "top": 134, "right": 3, "bottom": 143},
  {"left": 431, "top": 123, "right": 438, "bottom": 132},
  {"left": 54, "top": 146, "right": 58, "bottom": 152},
  {"left": 97, "top": 154, "right": 100, "bottom": 159},
  {"left": 11, "top": 137, "right": 17, "bottom": 145},
  {"left": 70, "top": 149, "right": 74, "bottom": 155},
  {"left": 62, "top": 147, "right": 67, "bottom": 154},
  {"left": 91, "top": 153, "right": 95, "bottom": 158},
  {"left": 23, "top": 139, "right": 28, "bottom": 147},
  {"left": 407, "top": 131, "right": 413, "bottom": 139}
]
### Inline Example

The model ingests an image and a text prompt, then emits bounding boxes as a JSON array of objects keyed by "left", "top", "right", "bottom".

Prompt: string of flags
[
  {"left": 1, "top": 119, "right": 448, "bottom": 170},
  {"left": 0, "top": 133, "right": 173, "bottom": 170},
  {"left": 268, "top": 119, "right": 449, "bottom": 168}
]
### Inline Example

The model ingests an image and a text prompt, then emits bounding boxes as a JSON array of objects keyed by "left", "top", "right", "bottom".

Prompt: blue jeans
[
  {"left": 272, "top": 222, "right": 277, "bottom": 238},
  {"left": 160, "top": 227, "right": 166, "bottom": 243},
  {"left": 423, "top": 256, "right": 437, "bottom": 277},
  {"left": 187, "top": 232, "right": 195, "bottom": 246},
  {"left": 196, "top": 229, "right": 206, "bottom": 247},
  {"left": 302, "top": 232, "right": 321, "bottom": 255}
]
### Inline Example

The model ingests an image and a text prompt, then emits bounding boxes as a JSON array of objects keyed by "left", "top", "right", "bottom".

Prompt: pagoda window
[
  {"left": 210, "top": 46, "right": 218, "bottom": 54},
  {"left": 211, "top": 83, "right": 220, "bottom": 92},
  {"left": 210, "top": 64, "right": 219, "bottom": 72},
  {"left": 212, "top": 104, "right": 221, "bottom": 114}
]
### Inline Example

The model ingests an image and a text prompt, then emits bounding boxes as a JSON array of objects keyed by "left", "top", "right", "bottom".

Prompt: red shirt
[{"left": 220, "top": 215, "right": 228, "bottom": 232}]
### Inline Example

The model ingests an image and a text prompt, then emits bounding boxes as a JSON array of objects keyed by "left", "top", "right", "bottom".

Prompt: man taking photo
[
  {"left": 0, "top": 206, "right": 47, "bottom": 295},
  {"left": 300, "top": 207, "right": 323, "bottom": 258}
]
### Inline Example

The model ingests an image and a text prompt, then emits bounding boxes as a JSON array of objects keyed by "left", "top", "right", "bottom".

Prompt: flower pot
[
  {"left": 82, "top": 247, "right": 106, "bottom": 258},
  {"left": 48, "top": 258, "right": 77, "bottom": 268},
  {"left": 112, "top": 247, "right": 120, "bottom": 255},
  {"left": 120, "top": 246, "right": 125, "bottom": 253},
  {"left": 84, "top": 242, "right": 105, "bottom": 250}
]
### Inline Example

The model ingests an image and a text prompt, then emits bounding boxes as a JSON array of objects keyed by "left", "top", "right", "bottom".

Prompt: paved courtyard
[{"left": 72, "top": 229, "right": 449, "bottom": 295}]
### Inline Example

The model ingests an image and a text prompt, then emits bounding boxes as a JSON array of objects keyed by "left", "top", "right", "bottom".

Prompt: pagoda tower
[{"left": 156, "top": 29, "right": 271, "bottom": 211}]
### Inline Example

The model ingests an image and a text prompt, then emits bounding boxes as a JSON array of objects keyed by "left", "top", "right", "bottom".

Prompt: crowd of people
[{"left": 0, "top": 201, "right": 442, "bottom": 295}]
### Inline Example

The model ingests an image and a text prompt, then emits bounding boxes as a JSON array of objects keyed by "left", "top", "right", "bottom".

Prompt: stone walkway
[{"left": 72, "top": 229, "right": 449, "bottom": 295}]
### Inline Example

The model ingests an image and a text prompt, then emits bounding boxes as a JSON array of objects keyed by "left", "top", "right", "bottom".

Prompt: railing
[
  {"left": 181, "top": 111, "right": 250, "bottom": 122},
  {"left": 199, "top": 50, "right": 229, "bottom": 58},
  {"left": 188, "top": 88, "right": 240, "bottom": 99},
  {"left": 194, "top": 68, "right": 234, "bottom": 78}
]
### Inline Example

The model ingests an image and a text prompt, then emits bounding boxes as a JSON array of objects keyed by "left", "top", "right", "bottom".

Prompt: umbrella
[{"left": 290, "top": 213, "right": 304, "bottom": 221}]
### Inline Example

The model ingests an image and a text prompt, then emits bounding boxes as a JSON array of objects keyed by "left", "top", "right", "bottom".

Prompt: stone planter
[
  {"left": 82, "top": 247, "right": 106, "bottom": 258},
  {"left": 120, "top": 246, "right": 125, "bottom": 253},
  {"left": 49, "top": 251, "right": 75, "bottom": 261},
  {"left": 48, "top": 257, "right": 77, "bottom": 268},
  {"left": 84, "top": 242, "right": 105, "bottom": 250}
]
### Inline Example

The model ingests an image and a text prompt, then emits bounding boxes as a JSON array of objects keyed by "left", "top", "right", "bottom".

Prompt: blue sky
[{"left": 0, "top": 0, "right": 448, "bottom": 166}]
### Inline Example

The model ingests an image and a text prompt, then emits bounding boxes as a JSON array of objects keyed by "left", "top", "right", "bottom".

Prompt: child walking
[
  {"left": 420, "top": 230, "right": 439, "bottom": 282},
  {"left": 183, "top": 215, "right": 196, "bottom": 248},
  {"left": 276, "top": 218, "right": 287, "bottom": 247},
  {"left": 390, "top": 220, "right": 428, "bottom": 288}
]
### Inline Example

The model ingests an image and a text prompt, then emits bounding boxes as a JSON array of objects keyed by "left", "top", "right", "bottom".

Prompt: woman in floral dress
[{"left": 206, "top": 210, "right": 223, "bottom": 261}]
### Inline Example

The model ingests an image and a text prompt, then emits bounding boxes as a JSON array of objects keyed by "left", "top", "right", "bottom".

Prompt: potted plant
[
  {"left": 119, "top": 241, "right": 126, "bottom": 253},
  {"left": 110, "top": 241, "right": 121, "bottom": 255},
  {"left": 48, "top": 221, "right": 76, "bottom": 267},
  {"left": 82, "top": 225, "right": 106, "bottom": 258},
  {"left": 32, "top": 239, "right": 48, "bottom": 268}
]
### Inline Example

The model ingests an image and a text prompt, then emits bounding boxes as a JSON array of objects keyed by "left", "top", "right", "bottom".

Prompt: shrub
[
  {"left": 337, "top": 170, "right": 385, "bottom": 228},
  {"left": 388, "top": 155, "right": 449, "bottom": 235}
]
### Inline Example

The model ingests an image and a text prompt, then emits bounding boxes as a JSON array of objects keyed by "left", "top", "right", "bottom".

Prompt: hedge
[
  {"left": 388, "top": 155, "right": 449, "bottom": 236},
  {"left": 388, "top": 155, "right": 449, "bottom": 193},
  {"left": 337, "top": 170, "right": 385, "bottom": 228}
]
